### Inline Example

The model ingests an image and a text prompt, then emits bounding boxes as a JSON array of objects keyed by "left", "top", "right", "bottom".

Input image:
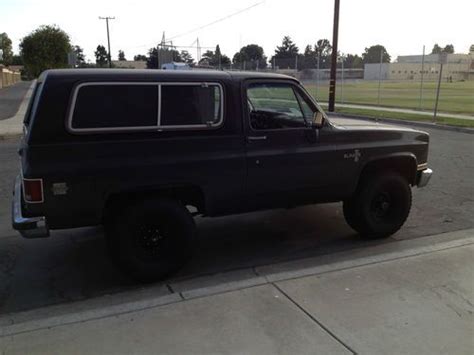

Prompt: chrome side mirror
[{"left": 312, "top": 112, "right": 324, "bottom": 128}]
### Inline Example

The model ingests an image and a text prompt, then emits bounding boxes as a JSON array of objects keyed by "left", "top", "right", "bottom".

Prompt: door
[{"left": 244, "top": 80, "right": 337, "bottom": 209}]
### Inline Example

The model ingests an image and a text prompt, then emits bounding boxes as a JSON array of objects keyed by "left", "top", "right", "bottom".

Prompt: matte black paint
[{"left": 17, "top": 69, "right": 430, "bottom": 230}]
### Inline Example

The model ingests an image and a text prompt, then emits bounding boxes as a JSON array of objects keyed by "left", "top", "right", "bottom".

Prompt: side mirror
[{"left": 312, "top": 112, "right": 324, "bottom": 128}]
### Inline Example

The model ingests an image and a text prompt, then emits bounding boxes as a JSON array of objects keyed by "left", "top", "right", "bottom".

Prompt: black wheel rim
[
  {"left": 370, "top": 191, "right": 395, "bottom": 221},
  {"left": 135, "top": 224, "right": 167, "bottom": 258}
]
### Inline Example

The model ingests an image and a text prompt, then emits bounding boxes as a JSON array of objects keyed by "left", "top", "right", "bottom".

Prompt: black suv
[{"left": 12, "top": 69, "right": 432, "bottom": 281}]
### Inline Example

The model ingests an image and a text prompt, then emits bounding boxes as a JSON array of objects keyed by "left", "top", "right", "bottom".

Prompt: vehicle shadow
[{"left": 0, "top": 203, "right": 389, "bottom": 314}]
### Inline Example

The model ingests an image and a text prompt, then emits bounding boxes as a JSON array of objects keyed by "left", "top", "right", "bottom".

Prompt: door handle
[{"left": 247, "top": 135, "right": 267, "bottom": 142}]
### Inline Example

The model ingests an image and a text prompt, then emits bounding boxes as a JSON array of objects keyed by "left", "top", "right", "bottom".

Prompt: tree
[
  {"left": 72, "top": 45, "right": 86, "bottom": 67},
  {"left": 431, "top": 43, "right": 442, "bottom": 54},
  {"left": 275, "top": 36, "right": 299, "bottom": 58},
  {"left": 11, "top": 54, "right": 23, "bottom": 66},
  {"left": 0, "top": 32, "right": 13, "bottom": 65},
  {"left": 432, "top": 43, "right": 454, "bottom": 55},
  {"left": 442, "top": 44, "right": 454, "bottom": 54},
  {"left": 270, "top": 36, "right": 300, "bottom": 69},
  {"left": 296, "top": 39, "right": 333, "bottom": 70},
  {"left": 344, "top": 54, "right": 363, "bottom": 68},
  {"left": 20, "top": 25, "right": 71, "bottom": 78},
  {"left": 95, "top": 45, "right": 108, "bottom": 67},
  {"left": 362, "top": 45, "right": 391, "bottom": 63},
  {"left": 134, "top": 54, "right": 147, "bottom": 61},
  {"left": 232, "top": 44, "right": 267, "bottom": 70},
  {"left": 118, "top": 50, "right": 126, "bottom": 61},
  {"left": 146, "top": 47, "right": 158, "bottom": 68},
  {"left": 199, "top": 45, "right": 230, "bottom": 68},
  {"left": 180, "top": 50, "right": 194, "bottom": 65}
]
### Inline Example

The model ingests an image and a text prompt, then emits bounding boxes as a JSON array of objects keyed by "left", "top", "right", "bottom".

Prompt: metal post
[
  {"left": 273, "top": 57, "right": 276, "bottom": 71},
  {"left": 433, "top": 62, "right": 444, "bottom": 122},
  {"left": 328, "top": 0, "right": 340, "bottom": 112},
  {"left": 419, "top": 45, "right": 425, "bottom": 110},
  {"left": 295, "top": 55, "right": 298, "bottom": 72},
  {"left": 316, "top": 52, "right": 320, "bottom": 99},
  {"left": 341, "top": 55, "right": 344, "bottom": 104},
  {"left": 377, "top": 48, "right": 383, "bottom": 106},
  {"left": 99, "top": 16, "right": 115, "bottom": 68}
]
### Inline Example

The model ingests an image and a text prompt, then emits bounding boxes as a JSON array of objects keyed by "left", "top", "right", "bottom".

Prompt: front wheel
[{"left": 343, "top": 173, "right": 412, "bottom": 239}]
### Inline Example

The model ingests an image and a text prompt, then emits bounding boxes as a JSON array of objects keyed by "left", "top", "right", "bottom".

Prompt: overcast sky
[{"left": 1, "top": 0, "right": 472, "bottom": 62}]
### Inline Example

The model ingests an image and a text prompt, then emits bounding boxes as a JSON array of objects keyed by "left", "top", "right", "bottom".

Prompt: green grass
[
  {"left": 303, "top": 80, "right": 474, "bottom": 115},
  {"left": 322, "top": 105, "right": 474, "bottom": 128}
]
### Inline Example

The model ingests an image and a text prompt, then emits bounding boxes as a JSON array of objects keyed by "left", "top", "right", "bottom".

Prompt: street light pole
[
  {"left": 328, "top": 0, "right": 340, "bottom": 112},
  {"left": 99, "top": 16, "right": 115, "bottom": 68}
]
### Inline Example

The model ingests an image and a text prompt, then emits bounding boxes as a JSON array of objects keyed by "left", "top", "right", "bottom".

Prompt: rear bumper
[
  {"left": 417, "top": 168, "right": 433, "bottom": 188},
  {"left": 12, "top": 175, "right": 49, "bottom": 238}
]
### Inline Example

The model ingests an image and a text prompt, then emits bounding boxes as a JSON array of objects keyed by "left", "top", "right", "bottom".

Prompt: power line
[{"left": 167, "top": 1, "right": 265, "bottom": 41}]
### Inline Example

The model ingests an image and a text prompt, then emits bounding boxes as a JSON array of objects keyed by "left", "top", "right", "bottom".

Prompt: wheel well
[
  {"left": 359, "top": 156, "right": 417, "bottom": 187},
  {"left": 103, "top": 185, "right": 206, "bottom": 222}
]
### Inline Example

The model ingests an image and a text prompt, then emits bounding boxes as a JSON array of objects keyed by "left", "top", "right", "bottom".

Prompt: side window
[
  {"left": 160, "top": 84, "right": 222, "bottom": 127},
  {"left": 71, "top": 84, "right": 158, "bottom": 129},
  {"left": 247, "top": 83, "right": 307, "bottom": 130},
  {"left": 69, "top": 82, "right": 223, "bottom": 132}
]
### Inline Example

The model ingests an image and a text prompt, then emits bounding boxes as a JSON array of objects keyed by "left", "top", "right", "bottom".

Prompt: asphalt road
[
  {"left": 0, "top": 125, "right": 473, "bottom": 314},
  {"left": 0, "top": 81, "right": 32, "bottom": 120}
]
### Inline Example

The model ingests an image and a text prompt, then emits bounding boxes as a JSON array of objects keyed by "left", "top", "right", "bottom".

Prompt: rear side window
[
  {"left": 68, "top": 82, "right": 223, "bottom": 133},
  {"left": 161, "top": 85, "right": 221, "bottom": 127},
  {"left": 23, "top": 82, "right": 42, "bottom": 127},
  {"left": 71, "top": 84, "right": 158, "bottom": 129}
]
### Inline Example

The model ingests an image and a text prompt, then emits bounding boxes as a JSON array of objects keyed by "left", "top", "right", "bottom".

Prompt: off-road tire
[
  {"left": 343, "top": 173, "right": 412, "bottom": 239},
  {"left": 105, "top": 198, "right": 196, "bottom": 282}
]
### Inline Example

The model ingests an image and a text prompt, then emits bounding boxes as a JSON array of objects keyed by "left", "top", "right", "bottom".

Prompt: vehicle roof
[{"left": 40, "top": 69, "right": 297, "bottom": 83}]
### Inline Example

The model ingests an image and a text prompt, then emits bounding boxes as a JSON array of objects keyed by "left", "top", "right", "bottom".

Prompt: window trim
[{"left": 67, "top": 81, "right": 224, "bottom": 134}]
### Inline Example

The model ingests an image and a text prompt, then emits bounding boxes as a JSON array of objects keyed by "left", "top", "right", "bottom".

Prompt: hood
[{"left": 328, "top": 117, "right": 419, "bottom": 132}]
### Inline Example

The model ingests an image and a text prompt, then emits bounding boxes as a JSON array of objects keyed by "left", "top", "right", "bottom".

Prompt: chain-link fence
[{"left": 195, "top": 53, "right": 474, "bottom": 120}]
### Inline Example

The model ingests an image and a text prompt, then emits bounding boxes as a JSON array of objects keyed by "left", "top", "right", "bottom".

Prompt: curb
[
  {"left": 328, "top": 112, "right": 474, "bottom": 134},
  {"left": 0, "top": 228, "right": 472, "bottom": 337}
]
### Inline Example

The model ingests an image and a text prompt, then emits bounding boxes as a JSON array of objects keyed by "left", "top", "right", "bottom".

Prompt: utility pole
[
  {"left": 328, "top": 0, "right": 340, "bottom": 112},
  {"left": 419, "top": 45, "right": 425, "bottom": 110},
  {"left": 99, "top": 16, "right": 115, "bottom": 68}
]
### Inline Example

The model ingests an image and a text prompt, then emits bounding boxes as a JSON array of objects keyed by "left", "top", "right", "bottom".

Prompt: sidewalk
[
  {"left": 0, "top": 81, "right": 35, "bottom": 139},
  {"left": 1, "top": 229, "right": 472, "bottom": 354},
  {"left": 320, "top": 102, "right": 474, "bottom": 121}
]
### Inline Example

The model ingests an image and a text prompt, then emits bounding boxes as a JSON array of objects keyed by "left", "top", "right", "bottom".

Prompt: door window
[{"left": 247, "top": 83, "right": 313, "bottom": 130}]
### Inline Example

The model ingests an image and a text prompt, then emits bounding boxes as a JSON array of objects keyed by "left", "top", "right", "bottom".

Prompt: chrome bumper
[
  {"left": 417, "top": 168, "right": 433, "bottom": 188},
  {"left": 12, "top": 176, "right": 49, "bottom": 238}
]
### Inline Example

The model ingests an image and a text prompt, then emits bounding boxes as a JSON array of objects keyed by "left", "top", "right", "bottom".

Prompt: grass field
[
  {"left": 303, "top": 80, "right": 474, "bottom": 115},
  {"left": 320, "top": 105, "right": 474, "bottom": 128}
]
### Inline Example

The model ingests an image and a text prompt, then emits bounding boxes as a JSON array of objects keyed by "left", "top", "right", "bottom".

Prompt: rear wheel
[
  {"left": 343, "top": 173, "right": 412, "bottom": 239},
  {"left": 105, "top": 198, "right": 196, "bottom": 282}
]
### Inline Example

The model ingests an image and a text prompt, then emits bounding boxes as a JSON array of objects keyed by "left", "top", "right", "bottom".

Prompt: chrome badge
[{"left": 344, "top": 149, "right": 361, "bottom": 163}]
